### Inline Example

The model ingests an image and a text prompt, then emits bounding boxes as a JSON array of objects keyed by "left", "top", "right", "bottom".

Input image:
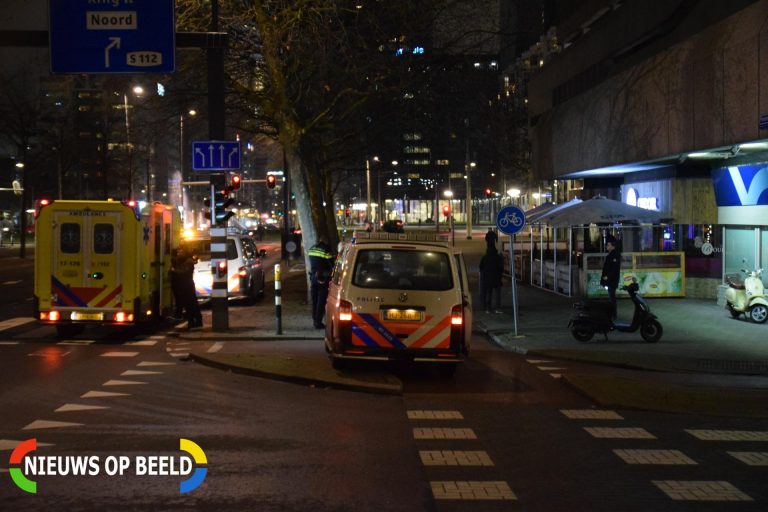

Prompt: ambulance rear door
[{"left": 51, "top": 208, "right": 124, "bottom": 319}]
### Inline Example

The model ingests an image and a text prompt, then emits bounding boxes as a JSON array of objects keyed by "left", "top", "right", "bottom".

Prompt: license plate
[
  {"left": 71, "top": 312, "right": 103, "bottom": 321},
  {"left": 384, "top": 309, "right": 422, "bottom": 322}
]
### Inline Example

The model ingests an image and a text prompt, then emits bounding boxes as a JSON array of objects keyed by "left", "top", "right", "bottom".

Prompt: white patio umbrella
[
  {"left": 540, "top": 196, "right": 663, "bottom": 227},
  {"left": 529, "top": 198, "right": 581, "bottom": 224},
  {"left": 524, "top": 201, "right": 556, "bottom": 223}
]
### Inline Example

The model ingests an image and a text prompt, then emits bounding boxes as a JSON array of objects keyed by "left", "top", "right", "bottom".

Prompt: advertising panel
[
  {"left": 584, "top": 251, "right": 685, "bottom": 298},
  {"left": 712, "top": 164, "right": 768, "bottom": 206}
]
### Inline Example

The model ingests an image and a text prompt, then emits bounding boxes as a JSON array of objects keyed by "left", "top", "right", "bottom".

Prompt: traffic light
[
  {"left": 266, "top": 174, "right": 276, "bottom": 189},
  {"left": 485, "top": 187, "right": 493, "bottom": 198},
  {"left": 204, "top": 174, "right": 235, "bottom": 226},
  {"left": 213, "top": 189, "right": 235, "bottom": 226},
  {"left": 442, "top": 205, "right": 451, "bottom": 217},
  {"left": 229, "top": 173, "right": 241, "bottom": 191}
]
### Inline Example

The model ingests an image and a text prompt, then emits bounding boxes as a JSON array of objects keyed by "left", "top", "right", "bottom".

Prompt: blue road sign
[
  {"left": 496, "top": 205, "right": 526, "bottom": 235},
  {"left": 49, "top": 0, "right": 175, "bottom": 74},
  {"left": 192, "top": 141, "right": 241, "bottom": 171}
]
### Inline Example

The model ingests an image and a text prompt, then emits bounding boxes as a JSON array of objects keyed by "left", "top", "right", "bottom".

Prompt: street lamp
[
  {"left": 366, "top": 156, "right": 378, "bottom": 229},
  {"left": 466, "top": 161, "right": 476, "bottom": 240},
  {"left": 444, "top": 189, "right": 455, "bottom": 246},
  {"left": 179, "top": 109, "right": 197, "bottom": 217},
  {"left": 123, "top": 85, "right": 145, "bottom": 199}
]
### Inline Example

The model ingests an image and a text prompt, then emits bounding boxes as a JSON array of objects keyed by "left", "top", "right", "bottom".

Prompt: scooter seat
[{"left": 725, "top": 275, "right": 745, "bottom": 290}]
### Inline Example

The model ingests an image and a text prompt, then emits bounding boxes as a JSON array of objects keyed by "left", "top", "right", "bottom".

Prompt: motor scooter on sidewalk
[
  {"left": 724, "top": 268, "right": 768, "bottom": 323},
  {"left": 568, "top": 280, "right": 663, "bottom": 343}
]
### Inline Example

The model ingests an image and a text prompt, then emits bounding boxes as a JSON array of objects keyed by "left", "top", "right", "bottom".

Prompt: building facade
[{"left": 527, "top": 0, "right": 768, "bottom": 299}]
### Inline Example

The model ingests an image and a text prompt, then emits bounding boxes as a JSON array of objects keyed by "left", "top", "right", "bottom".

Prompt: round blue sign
[{"left": 496, "top": 206, "right": 526, "bottom": 235}]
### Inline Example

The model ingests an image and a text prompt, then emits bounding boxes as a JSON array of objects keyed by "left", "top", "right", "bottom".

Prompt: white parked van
[{"left": 324, "top": 232, "right": 472, "bottom": 376}]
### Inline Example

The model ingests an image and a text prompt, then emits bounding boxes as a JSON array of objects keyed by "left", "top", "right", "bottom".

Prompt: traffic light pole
[
  {"left": 209, "top": 175, "right": 228, "bottom": 331},
  {"left": 208, "top": 0, "right": 228, "bottom": 332}
]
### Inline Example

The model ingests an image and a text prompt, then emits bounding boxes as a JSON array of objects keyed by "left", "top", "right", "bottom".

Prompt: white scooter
[{"left": 724, "top": 268, "right": 768, "bottom": 323}]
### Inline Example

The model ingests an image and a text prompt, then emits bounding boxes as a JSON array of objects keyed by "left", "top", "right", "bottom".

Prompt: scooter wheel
[
  {"left": 640, "top": 319, "right": 663, "bottom": 343},
  {"left": 727, "top": 304, "right": 741, "bottom": 319},
  {"left": 748, "top": 304, "right": 768, "bottom": 324},
  {"left": 571, "top": 326, "right": 594, "bottom": 342}
]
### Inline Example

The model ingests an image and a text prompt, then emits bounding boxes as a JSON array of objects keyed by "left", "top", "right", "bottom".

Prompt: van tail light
[
  {"left": 238, "top": 266, "right": 248, "bottom": 277},
  {"left": 339, "top": 300, "right": 353, "bottom": 322},
  {"left": 113, "top": 312, "right": 134, "bottom": 323},
  {"left": 450, "top": 304, "right": 464, "bottom": 349},
  {"left": 41, "top": 311, "right": 60, "bottom": 322},
  {"left": 450, "top": 305, "right": 463, "bottom": 326}
]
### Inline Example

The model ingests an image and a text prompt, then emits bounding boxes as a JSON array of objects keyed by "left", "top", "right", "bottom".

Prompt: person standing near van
[
  {"left": 308, "top": 237, "right": 335, "bottom": 329},
  {"left": 479, "top": 244, "right": 505, "bottom": 313},
  {"left": 601, "top": 235, "right": 621, "bottom": 319},
  {"left": 485, "top": 227, "right": 498, "bottom": 248},
  {"left": 171, "top": 247, "right": 203, "bottom": 330}
]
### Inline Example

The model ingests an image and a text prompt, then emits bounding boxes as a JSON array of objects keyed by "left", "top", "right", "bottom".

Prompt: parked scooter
[
  {"left": 724, "top": 268, "right": 768, "bottom": 324},
  {"left": 568, "top": 280, "right": 663, "bottom": 343}
]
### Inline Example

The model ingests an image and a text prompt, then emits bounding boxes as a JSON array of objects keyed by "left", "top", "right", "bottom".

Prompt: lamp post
[
  {"left": 123, "top": 93, "right": 133, "bottom": 198},
  {"left": 123, "top": 85, "right": 144, "bottom": 199},
  {"left": 444, "top": 189, "right": 454, "bottom": 246},
  {"left": 466, "top": 161, "right": 475, "bottom": 239},
  {"left": 179, "top": 109, "right": 197, "bottom": 217},
  {"left": 365, "top": 156, "right": 378, "bottom": 229}
]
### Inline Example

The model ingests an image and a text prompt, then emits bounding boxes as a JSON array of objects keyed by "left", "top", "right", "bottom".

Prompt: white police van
[{"left": 324, "top": 232, "right": 472, "bottom": 376}]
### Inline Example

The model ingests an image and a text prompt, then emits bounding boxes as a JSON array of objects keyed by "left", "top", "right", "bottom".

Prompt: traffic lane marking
[
  {"left": 613, "top": 449, "right": 697, "bottom": 465},
  {"left": 420, "top": 450, "right": 494, "bottom": 466},
  {"left": 686, "top": 429, "right": 768, "bottom": 441},
  {"left": 413, "top": 427, "right": 477, "bottom": 440},
  {"left": 431, "top": 481, "right": 516, "bottom": 500},
  {"left": 407, "top": 410, "right": 463, "bottom": 420},
  {"left": 727, "top": 451, "right": 768, "bottom": 466},
  {"left": 652, "top": 480, "right": 753, "bottom": 501},
  {"left": 584, "top": 427, "right": 656, "bottom": 439}
]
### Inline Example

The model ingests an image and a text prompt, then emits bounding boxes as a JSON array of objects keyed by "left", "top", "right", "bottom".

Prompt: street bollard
[{"left": 275, "top": 264, "right": 282, "bottom": 335}]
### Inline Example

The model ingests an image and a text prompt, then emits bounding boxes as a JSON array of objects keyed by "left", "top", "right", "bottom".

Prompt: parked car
[{"left": 180, "top": 232, "right": 267, "bottom": 302}]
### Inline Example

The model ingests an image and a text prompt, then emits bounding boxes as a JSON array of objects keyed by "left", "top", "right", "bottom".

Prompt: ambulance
[
  {"left": 324, "top": 231, "right": 472, "bottom": 376},
  {"left": 33, "top": 200, "right": 182, "bottom": 337}
]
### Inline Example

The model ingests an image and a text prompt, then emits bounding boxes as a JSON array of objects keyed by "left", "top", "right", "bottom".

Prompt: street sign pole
[
  {"left": 510, "top": 234, "right": 518, "bottom": 336},
  {"left": 496, "top": 205, "right": 526, "bottom": 337}
]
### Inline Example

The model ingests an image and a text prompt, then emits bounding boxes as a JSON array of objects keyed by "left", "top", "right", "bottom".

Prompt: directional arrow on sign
[{"left": 105, "top": 37, "right": 120, "bottom": 68}]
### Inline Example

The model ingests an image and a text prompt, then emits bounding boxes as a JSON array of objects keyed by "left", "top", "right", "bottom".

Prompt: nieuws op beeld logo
[{"left": 7, "top": 438, "right": 207, "bottom": 494}]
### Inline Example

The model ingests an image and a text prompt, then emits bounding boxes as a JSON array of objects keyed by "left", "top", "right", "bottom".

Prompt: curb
[
  {"left": 563, "top": 372, "right": 768, "bottom": 419},
  {"left": 481, "top": 327, "right": 768, "bottom": 418},
  {"left": 189, "top": 351, "right": 403, "bottom": 395}
]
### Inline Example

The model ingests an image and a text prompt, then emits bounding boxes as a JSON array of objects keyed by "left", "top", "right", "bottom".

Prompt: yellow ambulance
[{"left": 34, "top": 200, "right": 182, "bottom": 337}]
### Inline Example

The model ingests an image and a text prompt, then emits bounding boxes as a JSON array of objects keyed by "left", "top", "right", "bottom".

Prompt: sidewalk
[{"left": 182, "top": 243, "right": 768, "bottom": 417}]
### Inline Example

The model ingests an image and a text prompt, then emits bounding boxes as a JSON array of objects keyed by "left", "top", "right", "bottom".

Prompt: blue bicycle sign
[{"left": 496, "top": 206, "right": 526, "bottom": 235}]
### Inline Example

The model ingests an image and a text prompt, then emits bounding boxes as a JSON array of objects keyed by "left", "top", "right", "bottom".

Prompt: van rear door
[{"left": 51, "top": 209, "right": 123, "bottom": 315}]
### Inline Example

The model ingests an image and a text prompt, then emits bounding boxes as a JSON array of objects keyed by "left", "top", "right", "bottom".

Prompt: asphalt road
[{"left": 1, "top": 246, "right": 767, "bottom": 510}]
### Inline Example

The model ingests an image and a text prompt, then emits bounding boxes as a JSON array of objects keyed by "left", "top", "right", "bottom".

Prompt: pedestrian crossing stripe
[
  {"left": 0, "top": 317, "right": 35, "bottom": 331},
  {"left": 102, "top": 379, "right": 147, "bottom": 386},
  {"left": 22, "top": 420, "right": 83, "bottom": 430},
  {"left": 55, "top": 403, "right": 109, "bottom": 413},
  {"left": 81, "top": 390, "right": 129, "bottom": 398}
]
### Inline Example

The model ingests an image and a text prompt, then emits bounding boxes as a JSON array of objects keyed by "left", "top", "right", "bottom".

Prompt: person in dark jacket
[
  {"left": 308, "top": 237, "right": 335, "bottom": 329},
  {"left": 601, "top": 235, "right": 621, "bottom": 319},
  {"left": 479, "top": 244, "right": 505, "bottom": 313},
  {"left": 485, "top": 227, "right": 498, "bottom": 248},
  {"left": 171, "top": 246, "right": 203, "bottom": 329}
]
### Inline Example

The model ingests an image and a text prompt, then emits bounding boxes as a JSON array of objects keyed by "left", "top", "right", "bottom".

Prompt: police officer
[
  {"left": 308, "top": 236, "right": 335, "bottom": 329},
  {"left": 171, "top": 246, "right": 203, "bottom": 330},
  {"left": 601, "top": 235, "right": 621, "bottom": 320}
]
